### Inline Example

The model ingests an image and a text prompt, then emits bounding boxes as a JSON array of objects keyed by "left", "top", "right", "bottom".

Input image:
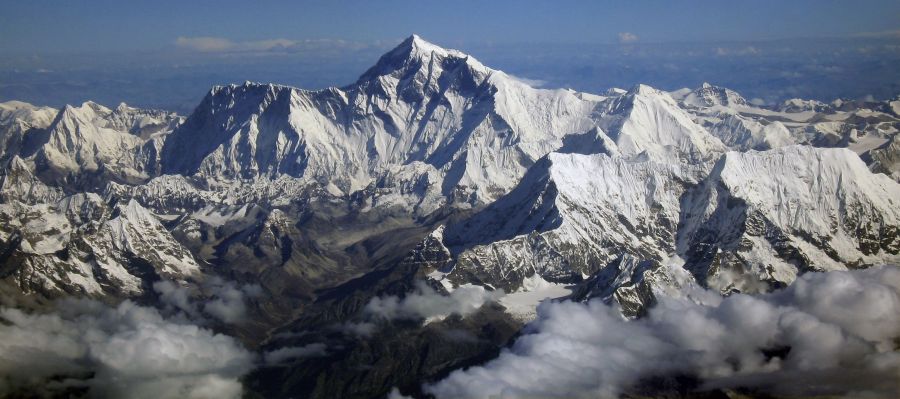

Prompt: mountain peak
[
  {"left": 405, "top": 33, "right": 427, "bottom": 47},
  {"left": 682, "top": 82, "right": 747, "bottom": 108},
  {"left": 605, "top": 83, "right": 727, "bottom": 163},
  {"left": 627, "top": 84, "right": 663, "bottom": 97},
  {"left": 356, "top": 34, "right": 488, "bottom": 85},
  {"left": 399, "top": 34, "right": 456, "bottom": 58}
]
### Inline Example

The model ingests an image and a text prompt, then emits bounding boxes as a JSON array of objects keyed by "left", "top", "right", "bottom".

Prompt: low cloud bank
[
  {"left": 263, "top": 343, "right": 328, "bottom": 365},
  {"left": 321, "top": 283, "right": 502, "bottom": 340},
  {"left": 0, "top": 299, "right": 255, "bottom": 399},
  {"left": 427, "top": 266, "right": 900, "bottom": 398},
  {"left": 201, "top": 278, "right": 263, "bottom": 324},
  {"left": 365, "top": 282, "right": 502, "bottom": 323}
]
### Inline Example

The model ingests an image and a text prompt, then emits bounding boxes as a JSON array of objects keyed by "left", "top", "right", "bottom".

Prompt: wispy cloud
[
  {"left": 175, "top": 36, "right": 373, "bottom": 53},
  {"left": 175, "top": 36, "right": 235, "bottom": 52},
  {"left": 851, "top": 29, "right": 900, "bottom": 39},
  {"left": 502, "top": 73, "right": 547, "bottom": 88},
  {"left": 714, "top": 46, "right": 761, "bottom": 56},
  {"left": 618, "top": 32, "right": 639, "bottom": 43},
  {"left": 263, "top": 343, "right": 328, "bottom": 365}
]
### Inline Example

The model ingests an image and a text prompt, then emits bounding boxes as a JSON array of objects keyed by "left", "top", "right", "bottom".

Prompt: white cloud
[
  {"left": 387, "top": 387, "right": 414, "bottom": 399},
  {"left": 154, "top": 279, "right": 198, "bottom": 316},
  {"left": 0, "top": 299, "right": 255, "bottom": 398},
  {"left": 504, "top": 73, "right": 547, "bottom": 88},
  {"left": 618, "top": 32, "right": 639, "bottom": 43},
  {"left": 365, "top": 282, "right": 503, "bottom": 323},
  {"left": 427, "top": 266, "right": 900, "bottom": 398}
]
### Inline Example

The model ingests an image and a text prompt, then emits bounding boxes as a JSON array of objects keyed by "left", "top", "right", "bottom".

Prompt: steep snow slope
[
  {"left": 0, "top": 101, "right": 57, "bottom": 164},
  {"left": 424, "top": 145, "right": 900, "bottom": 314},
  {"left": 679, "top": 146, "right": 900, "bottom": 292},
  {"left": 598, "top": 85, "right": 726, "bottom": 163},
  {"left": 442, "top": 152, "right": 703, "bottom": 291},
  {"left": 34, "top": 102, "right": 153, "bottom": 184},
  {"left": 0, "top": 100, "right": 181, "bottom": 190},
  {"left": 0, "top": 156, "right": 64, "bottom": 204}
]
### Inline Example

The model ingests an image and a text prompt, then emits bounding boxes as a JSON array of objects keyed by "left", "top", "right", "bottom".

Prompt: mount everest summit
[{"left": 1, "top": 35, "right": 899, "bottom": 398}]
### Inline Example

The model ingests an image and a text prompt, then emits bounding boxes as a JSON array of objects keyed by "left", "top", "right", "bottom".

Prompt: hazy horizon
[{"left": 2, "top": 1, "right": 900, "bottom": 112}]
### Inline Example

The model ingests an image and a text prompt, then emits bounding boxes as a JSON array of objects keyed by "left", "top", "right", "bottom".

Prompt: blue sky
[
  {"left": 1, "top": 1, "right": 899, "bottom": 111},
  {"left": 2, "top": 0, "right": 899, "bottom": 53}
]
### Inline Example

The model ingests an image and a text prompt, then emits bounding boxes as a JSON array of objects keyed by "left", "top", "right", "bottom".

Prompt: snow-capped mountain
[
  {"left": 0, "top": 101, "right": 190, "bottom": 298},
  {"left": 0, "top": 100, "right": 181, "bottom": 192},
  {"left": 35, "top": 102, "right": 150, "bottom": 185},
  {"left": 440, "top": 152, "right": 702, "bottom": 291},
  {"left": 597, "top": 84, "right": 726, "bottom": 163},
  {"left": 0, "top": 33, "right": 898, "bottom": 335},
  {"left": 0, "top": 156, "right": 63, "bottom": 204},
  {"left": 0, "top": 101, "right": 58, "bottom": 165},
  {"left": 421, "top": 145, "right": 900, "bottom": 315},
  {"left": 159, "top": 35, "right": 601, "bottom": 206},
  {"left": 2, "top": 33, "right": 900, "bottom": 399},
  {"left": 678, "top": 82, "right": 749, "bottom": 108}
]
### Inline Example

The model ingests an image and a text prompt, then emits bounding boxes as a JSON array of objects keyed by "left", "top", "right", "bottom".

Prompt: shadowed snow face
[
  {"left": 426, "top": 266, "right": 900, "bottom": 398},
  {"left": 0, "top": 299, "right": 256, "bottom": 399}
]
